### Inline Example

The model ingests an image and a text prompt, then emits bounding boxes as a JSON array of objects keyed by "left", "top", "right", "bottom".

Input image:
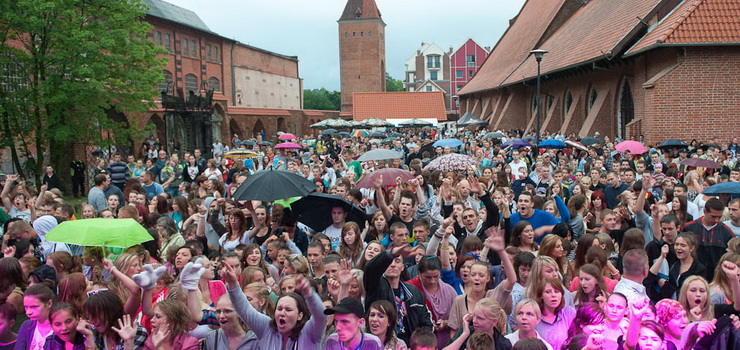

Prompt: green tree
[
  {"left": 0, "top": 0, "right": 166, "bottom": 186},
  {"left": 303, "top": 88, "right": 341, "bottom": 110},
  {"left": 386, "top": 72, "right": 404, "bottom": 92}
]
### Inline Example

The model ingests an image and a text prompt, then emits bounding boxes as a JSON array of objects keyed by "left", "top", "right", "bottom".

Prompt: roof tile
[{"left": 352, "top": 92, "right": 447, "bottom": 121}]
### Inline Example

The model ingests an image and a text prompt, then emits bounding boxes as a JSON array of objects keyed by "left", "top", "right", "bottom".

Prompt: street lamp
[{"left": 530, "top": 49, "right": 548, "bottom": 143}]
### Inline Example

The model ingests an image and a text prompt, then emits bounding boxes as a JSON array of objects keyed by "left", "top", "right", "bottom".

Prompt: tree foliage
[
  {"left": 386, "top": 72, "right": 404, "bottom": 92},
  {"left": 303, "top": 88, "right": 341, "bottom": 111},
  {"left": 0, "top": 0, "right": 167, "bottom": 183}
]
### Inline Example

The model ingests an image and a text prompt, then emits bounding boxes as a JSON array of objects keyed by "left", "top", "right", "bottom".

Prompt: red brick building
[
  {"left": 338, "top": 0, "right": 387, "bottom": 114},
  {"left": 458, "top": 0, "right": 740, "bottom": 145}
]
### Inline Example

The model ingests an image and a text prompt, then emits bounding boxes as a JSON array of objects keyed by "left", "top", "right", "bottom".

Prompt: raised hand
[
  {"left": 373, "top": 175, "right": 384, "bottom": 189},
  {"left": 3, "top": 245, "right": 16, "bottom": 258},
  {"left": 690, "top": 306, "right": 703, "bottom": 321},
  {"left": 721, "top": 261, "right": 739, "bottom": 279},
  {"left": 442, "top": 217, "right": 454, "bottom": 229},
  {"left": 293, "top": 274, "right": 313, "bottom": 296},
  {"left": 461, "top": 314, "right": 473, "bottom": 337},
  {"left": 584, "top": 333, "right": 605, "bottom": 350},
  {"left": 151, "top": 325, "right": 170, "bottom": 348},
  {"left": 336, "top": 259, "right": 354, "bottom": 286},
  {"left": 630, "top": 297, "right": 649, "bottom": 320},
  {"left": 391, "top": 243, "right": 416, "bottom": 258},
  {"left": 111, "top": 314, "right": 137, "bottom": 342},
  {"left": 76, "top": 318, "right": 94, "bottom": 338},
  {"left": 661, "top": 244, "right": 670, "bottom": 258},
  {"left": 179, "top": 258, "right": 206, "bottom": 291},
  {"left": 219, "top": 260, "right": 239, "bottom": 288},
  {"left": 484, "top": 226, "right": 505, "bottom": 252},
  {"left": 326, "top": 278, "right": 340, "bottom": 300},
  {"left": 695, "top": 319, "right": 717, "bottom": 338},
  {"left": 102, "top": 258, "right": 115, "bottom": 273},
  {"left": 132, "top": 264, "right": 167, "bottom": 291},
  {"left": 642, "top": 174, "right": 654, "bottom": 190},
  {"left": 468, "top": 174, "right": 483, "bottom": 195}
]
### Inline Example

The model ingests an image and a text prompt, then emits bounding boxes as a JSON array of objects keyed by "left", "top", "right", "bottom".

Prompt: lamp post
[{"left": 530, "top": 49, "right": 548, "bottom": 143}]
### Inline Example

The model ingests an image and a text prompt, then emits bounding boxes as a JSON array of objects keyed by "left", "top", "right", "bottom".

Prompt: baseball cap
[{"left": 324, "top": 297, "right": 364, "bottom": 318}]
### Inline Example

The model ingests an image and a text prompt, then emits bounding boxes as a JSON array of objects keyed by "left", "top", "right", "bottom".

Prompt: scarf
[{"left": 464, "top": 220, "right": 484, "bottom": 237}]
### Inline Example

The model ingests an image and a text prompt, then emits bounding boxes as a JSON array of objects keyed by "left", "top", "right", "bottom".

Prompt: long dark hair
[
  {"left": 269, "top": 293, "right": 310, "bottom": 340},
  {"left": 84, "top": 290, "right": 124, "bottom": 337},
  {"left": 366, "top": 300, "right": 398, "bottom": 346}
]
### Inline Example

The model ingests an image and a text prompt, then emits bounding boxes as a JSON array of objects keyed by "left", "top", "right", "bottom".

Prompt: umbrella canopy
[
  {"left": 702, "top": 182, "right": 740, "bottom": 195},
  {"left": 457, "top": 112, "right": 489, "bottom": 127},
  {"left": 355, "top": 168, "right": 415, "bottom": 189},
  {"left": 400, "top": 119, "right": 433, "bottom": 127},
  {"left": 504, "top": 139, "right": 532, "bottom": 149},
  {"left": 369, "top": 131, "right": 387, "bottom": 138},
  {"left": 310, "top": 119, "right": 331, "bottom": 129},
  {"left": 580, "top": 137, "right": 604, "bottom": 146},
  {"left": 292, "top": 193, "right": 366, "bottom": 232},
  {"left": 239, "top": 140, "right": 256, "bottom": 147},
  {"left": 433, "top": 139, "right": 464, "bottom": 147},
  {"left": 321, "top": 129, "right": 338, "bottom": 135},
  {"left": 349, "top": 120, "right": 364, "bottom": 127},
  {"left": 357, "top": 149, "right": 403, "bottom": 162},
  {"left": 424, "top": 153, "right": 478, "bottom": 171},
  {"left": 45, "top": 218, "right": 153, "bottom": 248},
  {"left": 232, "top": 168, "right": 317, "bottom": 202},
  {"left": 362, "top": 118, "right": 395, "bottom": 127},
  {"left": 484, "top": 131, "right": 505, "bottom": 139},
  {"left": 565, "top": 140, "right": 589, "bottom": 152},
  {"left": 224, "top": 149, "right": 259, "bottom": 160},
  {"left": 351, "top": 130, "right": 369, "bottom": 138},
  {"left": 616, "top": 140, "right": 647, "bottom": 154},
  {"left": 680, "top": 158, "right": 722, "bottom": 169},
  {"left": 387, "top": 132, "right": 404, "bottom": 138},
  {"left": 338, "top": 132, "right": 350, "bottom": 137},
  {"left": 657, "top": 139, "right": 688, "bottom": 149},
  {"left": 325, "top": 118, "right": 353, "bottom": 128},
  {"left": 538, "top": 139, "right": 567, "bottom": 149},
  {"left": 258, "top": 141, "right": 273, "bottom": 146},
  {"left": 278, "top": 133, "right": 297, "bottom": 141},
  {"left": 274, "top": 142, "right": 302, "bottom": 150}
]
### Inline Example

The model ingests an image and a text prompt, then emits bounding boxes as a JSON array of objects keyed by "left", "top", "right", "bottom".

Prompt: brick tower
[{"left": 338, "top": 0, "right": 386, "bottom": 113}]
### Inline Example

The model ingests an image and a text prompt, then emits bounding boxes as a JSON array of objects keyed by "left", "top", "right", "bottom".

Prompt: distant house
[
  {"left": 404, "top": 43, "right": 452, "bottom": 111},
  {"left": 449, "top": 39, "right": 489, "bottom": 111},
  {"left": 352, "top": 92, "right": 447, "bottom": 123}
]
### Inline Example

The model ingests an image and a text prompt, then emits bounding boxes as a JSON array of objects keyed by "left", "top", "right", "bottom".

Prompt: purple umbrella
[
  {"left": 355, "top": 168, "right": 415, "bottom": 189},
  {"left": 680, "top": 158, "right": 722, "bottom": 169},
  {"left": 424, "top": 153, "right": 478, "bottom": 172},
  {"left": 504, "top": 139, "right": 532, "bottom": 149}
]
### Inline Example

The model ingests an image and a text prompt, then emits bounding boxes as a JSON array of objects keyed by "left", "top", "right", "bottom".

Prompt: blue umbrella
[
  {"left": 537, "top": 139, "right": 567, "bottom": 149},
  {"left": 504, "top": 139, "right": 532, "bottom": 149},
  {"left": 338, "top": 132, "right": 349, "bottom": 137},
  {"left": 433, "top": 139, "right": 464, "bottom": 147},
  {"left": 702, "top": 182, "right": 740, "bottom": 196}
]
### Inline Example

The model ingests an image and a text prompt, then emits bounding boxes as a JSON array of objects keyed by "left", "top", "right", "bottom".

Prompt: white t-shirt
[
  {"left": 724, "top": 220, "right": 740, "bottom": 237},
  {"left": 324, "top": 225, "right": 342, "bottom": 252},
  {"left": 30, "top": 325, "right": 53, "bottom": 350}
]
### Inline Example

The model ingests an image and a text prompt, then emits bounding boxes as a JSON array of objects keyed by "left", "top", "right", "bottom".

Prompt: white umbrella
[{"left": 357, "top": 149, "right": 403, "bottom": 162}]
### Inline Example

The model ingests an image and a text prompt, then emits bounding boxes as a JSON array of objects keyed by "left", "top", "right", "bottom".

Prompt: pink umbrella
[
  {"left": 278, "top": 133, "right": 296, "bottom": 140},
  {"left": 274, "top": 142, "right": 302, "bottom": 150},
  {"left": 355, "top": 168, "right": 415, "bottom": 189},
  {"left": 615, "top": 140, "right": 647, "bottom": 154}
]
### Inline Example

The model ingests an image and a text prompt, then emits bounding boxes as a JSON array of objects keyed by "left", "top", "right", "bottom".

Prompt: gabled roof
[
  {"left": 405, "top": 43, "right": 446, "bottom": 72},
  {"left": 339, "top": 0, "right": 384, "bottom": 22},
  {"left": 415, "top": 80, "right": 446, "bottom": 92},
  {"left": 450, "top": 38, "right": 490, "bottom": 57},
  {"left": 626, "top": 0, "right": 740, "bottom": 56},
  {"left": 460, "top": 0, "right": 665, "bottom": 95},
  {"left": 143, "top": 0, "right": 211, "bottom": 33},
  {"left": 352, "top": 92, "right": 447, "bottom": 121}
]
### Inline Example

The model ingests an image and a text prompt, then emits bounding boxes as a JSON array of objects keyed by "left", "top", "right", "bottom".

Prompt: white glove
[
  {"left": 132, "top": 264, "right": 167, "bottom": 291},
  {"left": 179, "top": 258, "right": 206, "bottom": 291}
]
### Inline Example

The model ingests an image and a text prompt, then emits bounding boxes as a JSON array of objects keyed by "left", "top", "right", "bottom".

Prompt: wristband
[{"left": 440, "top": 246, "right": 449, "bottom": 250}]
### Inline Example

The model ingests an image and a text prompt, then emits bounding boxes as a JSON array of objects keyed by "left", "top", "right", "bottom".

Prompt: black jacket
[{"left": 363, "top": 251, "right": 434, "bottom": 344}]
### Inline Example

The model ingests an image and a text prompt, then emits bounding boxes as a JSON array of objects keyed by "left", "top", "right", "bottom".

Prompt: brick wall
[{"left": 339, "top": 20, "right": 386, "bottom": 112}]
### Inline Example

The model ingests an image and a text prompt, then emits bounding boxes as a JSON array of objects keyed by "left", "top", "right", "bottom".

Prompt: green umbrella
[{"left": 45, "top": 218, "right": 153, "bottom": 248}]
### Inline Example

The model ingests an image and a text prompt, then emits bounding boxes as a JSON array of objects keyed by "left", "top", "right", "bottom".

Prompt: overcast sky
[{"left": 163, "top": 0, "right": 526, "bottom": 90}]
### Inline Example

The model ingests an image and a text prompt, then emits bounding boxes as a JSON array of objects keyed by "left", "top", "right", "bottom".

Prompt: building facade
[
  {"left": 458, "top": 0, "right": 740, "bottom": 145},
  {"left": 449, "top": 39, "right": 489, "bottom": 111},
  {"left": 404, "top": 43, "right": 453, "bottom": 111},
  {"left": 338, "top": 0, "right": 387, "bottom": 113}
]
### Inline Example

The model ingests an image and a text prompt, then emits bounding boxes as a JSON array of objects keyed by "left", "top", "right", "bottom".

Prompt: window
[
  {"left": 184, "top": 74, "right": 198, "bottom": 94},
  {"left": 466, "top": 55, "right": 476, "bottom": 63},
  {"left": 430, "top": 71, "right": 438, "bottom": 81},
  {"left": 361, "top": 32, "right": 364, "bottom": 37},
  {"left": 206, "top": 45, "right": 212, "bottom": 61},
  {"left": 0, "top": 59, "right": 29, "bottom": 94},
  {"left": 564, "top": 90, "right": 573, "bottom": 117},
  {"left": 426, "top": 86, "right": 433, "bottom": 92},
  {"left": 164, "top": 34, "right": 171, "bottom": 51},
  {"left": 159, "top": 70, "right": 173, "bottom": 94},
  {"left": 345, "top": 32, "right": 349, "bottom": 37},
  {"left": 531, "top": 94, "right": 538, "bottom": 116},
  {"left": 588, "top": 87, "right": 598, "bottom": 112},
  {"left": 468, "top": 70, "right": 473, "bottom": 78},
  {"left": 456, "top": 70, "right": 463, "bottom": 79},
  {"left": 618, "top": 80, "right": 634, "bottom": 138},
  {"left": 213, "top": 47, "right": 219, "bottom": 62},
  {"left": 353, "top": 32, "right": 356, "bottom": 37},
  {"left": 182, "top": 39, "right": 189, "bottom": 57},
  {"left": 427, "top": 55, "right": 440, "bottom": 69},
  {"left": 369, "top": 31, "right": 373, "bottom": 36},
  {"left": 208, "top": 77, "right": 220, "bottom": 92},
  {"left": 155, "top": 31, "right": 162, "bottom": 46},
  {"left": 191, "top": 40, "right": 196, "bottom": 57}
]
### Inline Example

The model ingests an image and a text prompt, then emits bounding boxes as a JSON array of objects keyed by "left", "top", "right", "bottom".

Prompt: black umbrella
[
  {"left": 580, "top": 137, "right": 604, "bottom": 146},
  {"left": 232, "top": 168, "right": 317, "bottom": 202},
  {"left": 239, "top": 140, "right": 256, "bottom": 147},
  {"left": 258, "top": 141, "right": 273, "bottom": 146},
  {"left": 292, "top": 192, "right": 366, "bottom": 232},
  {"left": 657, "top": 139, "right": 688, "bottom": 149},
  {"left": 370, "top": 131, "right": 387, "bottom": 138}
]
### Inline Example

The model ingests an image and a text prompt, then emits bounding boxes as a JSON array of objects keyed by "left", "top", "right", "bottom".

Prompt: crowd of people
[{"left": 0, "top": 129, "right": 738, "bottom": 350}]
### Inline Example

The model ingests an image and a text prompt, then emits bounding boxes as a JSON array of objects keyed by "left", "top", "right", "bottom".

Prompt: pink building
[{"left": 449, "top": 39, "right": 489, "bottom": 111}]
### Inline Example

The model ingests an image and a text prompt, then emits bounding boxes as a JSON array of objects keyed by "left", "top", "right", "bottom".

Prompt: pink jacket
[{"left": 143, "top": 332, "right": 200, "bottom": 350}]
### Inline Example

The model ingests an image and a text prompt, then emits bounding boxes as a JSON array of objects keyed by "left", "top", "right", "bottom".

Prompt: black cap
[{"left": 324, "top": 297, "right": 364, "bottom": 318}]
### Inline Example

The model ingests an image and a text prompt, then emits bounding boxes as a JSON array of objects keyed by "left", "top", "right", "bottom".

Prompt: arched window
[
  {"left": 208, "top": 77, "right": 220, "bottom": 92},
  {"left": 618, "top": 79, "right": 634, "bottom": 139},
  {"left": 563, "top": 90, "right": 573, "bottom": 118},
  {"left": 184, "top": 74, "right": 198, "bottom": 94},
  {"left": 159, "top": 70, "right": 173, "bottom": 94},
  {"left": 587, "top": 86, "right": 598, "bottom": 113}
]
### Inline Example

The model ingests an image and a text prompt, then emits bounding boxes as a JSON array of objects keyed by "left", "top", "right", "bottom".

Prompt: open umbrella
[
  {"left": 537, "top": 139, "right": 567, "bottom": 149},
  {"left": 400, "top": 119, "right": 433, "bottom": 127},
  {"left": 387, "top": 132, "right": 404, "bottom": 138},
  {"left": 580, "top": 137, "right": 604, "bottom": 146},
  {"left": 702, "top": 182, "right": 740, "bottom": 196},
  {"left": 321, "top": 129, "right": 338, "bottom": 135},
  {"left": 224, "top": 149, "right": 259, "bottom": 160},
  {"left": 357, "top": 149, "right": 403, "bottom": 162},
  {"left": 616, "top": 140, "right": 647, "bottom": 154},
  {"left": 565, "top": 140, "right": 589, "bottom": 152},
  {"left": 657, "top": 139, "right": 688, "bottom": 149},
  {"left": 278, "top": 133, "right": 297, "bottom": 141},
  {"left": 433, "top": 139, "right": 464, "bottom": 147},
  {"left": 258, "top": 141, "right": 273, "bottom": 146},
  {"left": 484, "top": 131, "right": 505, "bottom": 139},
  {"left": 369, "top": 131, "right": 386, "bottom": 138},
  {"left": 362, "top": 118, "right": 395, "bottom": 127},
  {"left": 680, "top": 158, "right": 722, "bottom": 169},
  {"left": 232, "top": 168, "right": 317, "bottom": 202},
  {"left": 338, "top": 132, "right": 350, "bottom": 137},
  {"left": 292, "top": 193, "right": 366, "bottom": 232},
  {"left": 45, "top": 218, "right": 153, "bottom": 248},
  {"left": 310, "top": 120, "right": 331, "bottom": 129},
  {"left": 325, "top": 119, "right": 353, "bottom": 128},
  {"left": 239, "top": 140, "right": 256, "bottom": 147},
  {"left": 351, "top": 130, "right": 369, "bottom": 138},
  {"left": 504, "top": 139, "right": 532, "bottom": 149},
  {"left": 355, "top": 168, "right": 415, "bottom": 188},
  {"left": 424, "top": 153, "right": 478, "bottom": 171},
  {"left": 274, "top": 142, "right": 302, "bottom": 150},
  {"left": 456, "top": 112, "right": 488, "bottom": 127}
]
